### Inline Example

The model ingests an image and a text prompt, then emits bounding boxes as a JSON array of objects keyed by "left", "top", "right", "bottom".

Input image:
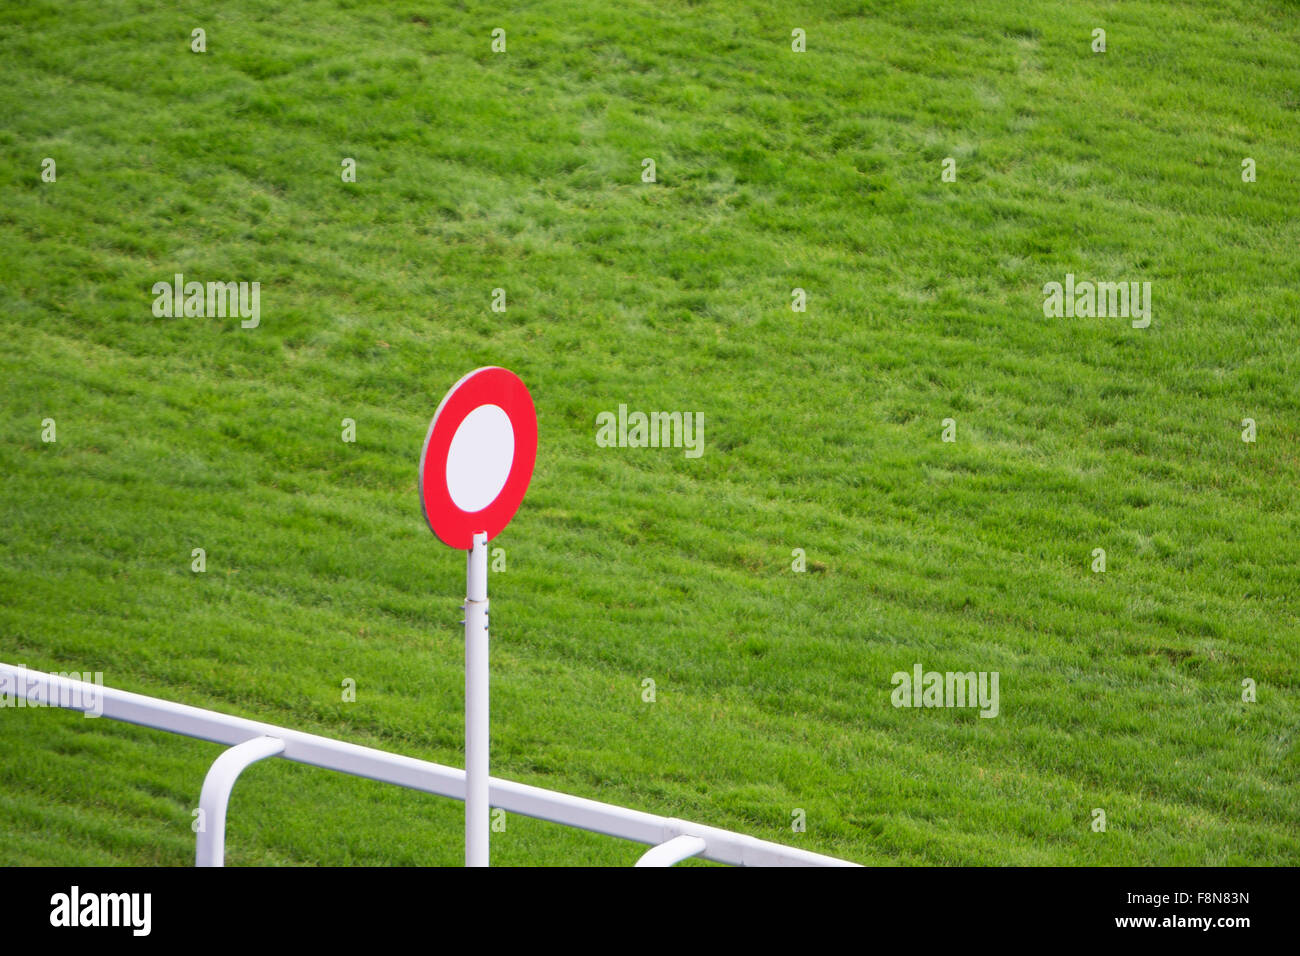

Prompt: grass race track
[{"left": 1, "top": 0, "right": 1297, "bottom": 865}]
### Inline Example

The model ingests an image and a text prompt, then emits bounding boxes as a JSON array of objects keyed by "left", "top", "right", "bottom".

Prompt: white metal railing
[{"left": 1, "top": 664, "right": 857, "bottom": 867}]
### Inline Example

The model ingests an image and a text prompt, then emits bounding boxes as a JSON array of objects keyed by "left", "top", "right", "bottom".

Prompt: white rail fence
[{"left": 1, "top": 664, "right": 857, "bottom": 867}]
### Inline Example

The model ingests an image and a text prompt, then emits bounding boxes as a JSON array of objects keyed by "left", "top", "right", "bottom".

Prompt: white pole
[
  {"left": 465, "top": 531, "right": 490, "bottom": 866},
  {"left": 1, "top": 662, "right": 858, "bottom": 866},
  {"left": 635, "top": 834, "right": 708, "bottom": 867},
  {"left": 195, "top": 735, "right": 285, "bottom": 867}
]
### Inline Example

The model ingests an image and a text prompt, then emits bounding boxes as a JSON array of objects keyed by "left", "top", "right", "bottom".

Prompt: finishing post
[{"left": 465, "top": 530, "right": 490, "bottom": 866}]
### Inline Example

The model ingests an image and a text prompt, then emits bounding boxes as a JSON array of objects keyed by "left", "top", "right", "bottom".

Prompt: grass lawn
[{"left": 0, "top": 0, "right": 1297, "bottom": 866}]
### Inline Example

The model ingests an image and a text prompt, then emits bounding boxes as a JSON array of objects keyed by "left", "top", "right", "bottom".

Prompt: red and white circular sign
[{"left": 419, "top": 367, "right": 537, "bottom": 549}]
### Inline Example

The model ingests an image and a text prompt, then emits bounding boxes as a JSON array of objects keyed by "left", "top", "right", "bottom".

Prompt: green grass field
[{"left": 1, "top": 0, "right": 1297, "bottom": 866}]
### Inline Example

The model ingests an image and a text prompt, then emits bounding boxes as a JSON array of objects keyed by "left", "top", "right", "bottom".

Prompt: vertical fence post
[{"left": 196, "top": 735, "right": 284, "bottom": 867}]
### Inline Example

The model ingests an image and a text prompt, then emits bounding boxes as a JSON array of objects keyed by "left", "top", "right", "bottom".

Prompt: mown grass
[{"left": 0, "top": 0, "right": 1297, "bottom": 866}]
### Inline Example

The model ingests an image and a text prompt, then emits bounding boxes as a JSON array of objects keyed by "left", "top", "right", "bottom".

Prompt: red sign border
[{"left": 419, "top": 367, "right": 537, "bottom": 549}]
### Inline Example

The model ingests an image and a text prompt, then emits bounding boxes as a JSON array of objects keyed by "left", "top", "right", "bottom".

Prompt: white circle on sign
[{"left": 445, "top": 404, "right": 515, "bottom": 513}]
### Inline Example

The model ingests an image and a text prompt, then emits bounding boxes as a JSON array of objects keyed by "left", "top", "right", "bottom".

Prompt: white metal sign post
[
  {"left": 464, "top": 529, "right": 489, "bottom": 866},
  {"left": 420, "top": 367, "right": 537, "bottom": 867}
]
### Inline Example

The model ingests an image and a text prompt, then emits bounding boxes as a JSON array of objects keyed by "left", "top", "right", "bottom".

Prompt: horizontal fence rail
[{"left": 1, "top": 664, "right": 857, "bottom": 867}]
